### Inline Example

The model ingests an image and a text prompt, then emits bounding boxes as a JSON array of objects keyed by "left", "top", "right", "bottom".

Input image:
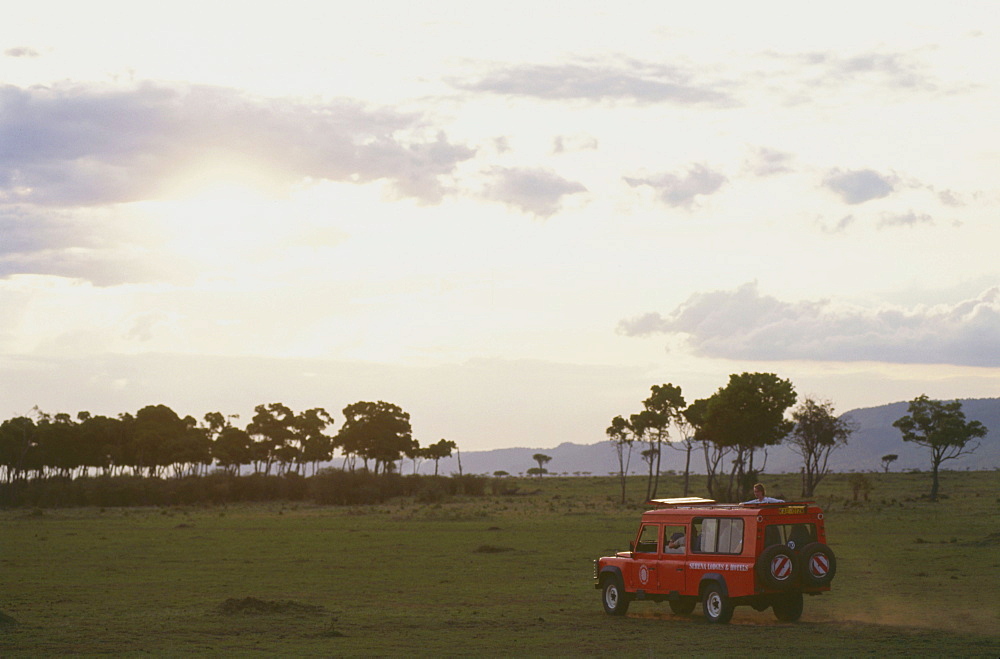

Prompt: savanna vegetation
[
  {"left": 1, "top": 471, "right": 998, "bottom": 656},
  {"left": 608, "top": 374, "right": 990, "bottom": 503},
  {"left": 0, "top": 400, "right": 456, "bottom": 485}
]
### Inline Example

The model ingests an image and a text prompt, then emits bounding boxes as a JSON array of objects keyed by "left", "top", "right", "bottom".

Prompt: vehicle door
[
  {"left": 629, "top": 523, "right": 661, "bottom": 592},
  {"left": 657, "top": 524, "right": 687, "bottom": 594}
]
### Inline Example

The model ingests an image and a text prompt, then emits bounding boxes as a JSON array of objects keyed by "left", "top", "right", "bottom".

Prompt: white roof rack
[{"left": 647, "top": 497, "right": 717, "bottom": 506}]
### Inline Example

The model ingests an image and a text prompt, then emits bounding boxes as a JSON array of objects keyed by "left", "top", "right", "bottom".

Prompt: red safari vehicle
[{"left": 594, "top": 497, "right": 836, "bottom": 623}]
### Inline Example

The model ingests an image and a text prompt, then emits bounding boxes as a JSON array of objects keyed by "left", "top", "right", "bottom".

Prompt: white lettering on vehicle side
[{"left": 687, "top": 562, "right": 751, "bottom": 572}]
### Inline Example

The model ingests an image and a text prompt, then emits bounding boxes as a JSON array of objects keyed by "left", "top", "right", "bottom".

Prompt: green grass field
[{"left": 2, "top": 471, "right": 999, "bottom": 656}]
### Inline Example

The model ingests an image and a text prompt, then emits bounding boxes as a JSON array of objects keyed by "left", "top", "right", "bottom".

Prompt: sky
[{"left": 1, "top": 1, "right": 998, "bottom": 451}]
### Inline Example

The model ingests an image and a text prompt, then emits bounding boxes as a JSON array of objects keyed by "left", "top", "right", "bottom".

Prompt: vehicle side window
[
  {"left": 635, "top": 524, "right": 659, "bottom": 554},
  {"left": 663, "top": 525, "right": 686, "bottom": 554},
  {"left": 691, "top": 518, "right": 744, "bottom": 554}
]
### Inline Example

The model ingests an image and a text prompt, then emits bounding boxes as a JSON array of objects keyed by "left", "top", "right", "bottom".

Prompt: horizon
[{"left": 1, "top": 2, "right": 998, "bottom": 451}]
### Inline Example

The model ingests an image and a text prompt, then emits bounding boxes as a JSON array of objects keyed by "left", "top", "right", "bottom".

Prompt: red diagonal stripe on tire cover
[
  {"left": 772, "top": 555, "right": 791, "bottom": 579},
  {"left": 810, "top": 554, "right": 829, "bottom": 577}
]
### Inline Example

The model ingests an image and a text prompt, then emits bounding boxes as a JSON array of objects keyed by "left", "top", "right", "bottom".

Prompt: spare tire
[
  {"left": 799, "top": 542, "right": 837, "bottom": 587},
  {"left": 756, "top": 545, "right": 798, "bottom": 590}
]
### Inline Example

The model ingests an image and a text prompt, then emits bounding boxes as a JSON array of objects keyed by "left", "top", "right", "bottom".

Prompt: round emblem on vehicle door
[{"left": 639, "top": 565, "right": 649, "bottom": 584}]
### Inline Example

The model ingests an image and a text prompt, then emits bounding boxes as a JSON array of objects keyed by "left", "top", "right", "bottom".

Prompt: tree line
[
  {"left": 608, "top": 373, "right": 988, "bottom": 503},
  {"left": 0, "top": 400, "right": 458, "bottom": 484}
]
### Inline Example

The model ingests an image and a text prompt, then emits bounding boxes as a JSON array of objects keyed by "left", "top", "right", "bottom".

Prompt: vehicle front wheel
[
  {"left": 602, "top": 575, "right": 630, "bottom": 616},
  {"left": 701, "top": 583, "right": 733, "bottom": 624},
  {"left": 772, "top": 592, "right": 804, "bottom": 622},
  {"left": 669, "top": 597, "right": 696, "bottom": 615}
]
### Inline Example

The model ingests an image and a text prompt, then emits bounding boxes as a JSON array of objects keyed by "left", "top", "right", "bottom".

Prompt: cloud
[
  {"left": 822, "top": 168, "right": 896, "bottom": 204},
  {"left": 552, "top": 134, "right": 598, "bottom": 154},
  {"left": 821, "top": 52, "right": 934, "bottom": 89},
  {"left": 4, "top": 47, "right": 40, "bottom": 58},
  {"left": 0, "top": 82, "right": 475, "bottom": 206},
  {"left": 453, "top": 61, "right": 737, "bottom": 106},
  {"left": 744, "top": 146, "right": 794, "bottom": 176},
  {"left": 878, "top": 210, "right": 933, "bottom": 229},
  {"left": 624, "top": 163, "right": 727, "bottom": 208},
  {"left": 0, "top": 204, "right": 176, "bottom": 285},
  {"left": 770, "top": 49, "right": 941, "bottom": 93},
  {"left": 617, "top": 282, "right": 1000, "bottom": 367},
  {"left": 482, "top": 167, "right": 586, "bottom": 218}
]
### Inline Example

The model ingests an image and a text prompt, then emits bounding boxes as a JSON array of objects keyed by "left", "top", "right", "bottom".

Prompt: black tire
[
  {"left": 701, "top": 582, "right": 733, "bottom": 624},
  {"left": 772, "top": 592, "right": 804, "bottom": 622},
  {"left": 799, "top": 542, "right": 837, "bottom": 587},
  {"left": 669, "top": 598, "right": 696, "bottom": 615},
  {"left": 601, "top": 575, "right": 630, "bottom": 616},
  {"left": 756, "top": 545, "right": 799, "bottom": 591}
]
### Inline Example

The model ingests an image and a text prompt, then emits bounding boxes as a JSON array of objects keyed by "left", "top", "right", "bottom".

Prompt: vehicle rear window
[
  {"left": 764, "top": 523, "right": 816, "bottom": 550},
  {"left": 692, "top": 518, "right": 744, "bottom": 554}
]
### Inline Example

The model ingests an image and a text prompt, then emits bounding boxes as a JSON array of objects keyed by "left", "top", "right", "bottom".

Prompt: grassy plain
[{"left": 2, "top": 471, "right": 999, "bottom": 657}]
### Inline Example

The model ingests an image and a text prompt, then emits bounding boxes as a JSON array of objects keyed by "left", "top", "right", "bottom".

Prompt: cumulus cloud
[
  {"left": 0, "top": 82, "right": 475, "bottom": 206},
  {"left": 482, "top": 167, "right": 587, "bottom": 218},
  {"left": 624, "top": 163, "right": 727, "bottom": 208},
  {"left": 617, "top": 282, "right": 1000, "bottom": 367},
  {"left": 822, "top": 168, "right": 896, "bottom": 204},
  {"left": 453, "top": 61, "right": 737, "bottom": 106}
]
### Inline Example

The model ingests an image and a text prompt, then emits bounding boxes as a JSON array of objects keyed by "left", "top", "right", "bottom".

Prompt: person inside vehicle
[
  {"left": 666, "top": 532, "right": 685, "bottom": 552},
  {"left": 743, "top": 482, "right": 783, "bottom": 504}
]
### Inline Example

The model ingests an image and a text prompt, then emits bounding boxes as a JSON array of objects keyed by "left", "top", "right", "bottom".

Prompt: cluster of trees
[
  {"left": 607, "top": 374, "right": 828, "bottom": 504},
  {"left": 0, "top": 401, "right": 458, "bottom": 484},
  {"left": 608, "top": 374, "right": 989, "bottom": 503}
]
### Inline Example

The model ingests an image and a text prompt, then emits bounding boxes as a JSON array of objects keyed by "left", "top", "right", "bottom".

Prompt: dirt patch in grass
[
  {"left": 473, "top": 544, "right": 514, "bottom": 553},
  {"left": 218, "top": 597, "right": 325, "bottom": 615}
]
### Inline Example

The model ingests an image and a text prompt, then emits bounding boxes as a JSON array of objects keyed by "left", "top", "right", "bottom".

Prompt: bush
[{"left": 0, "top": 470, "right": 490, "bottom": 509}]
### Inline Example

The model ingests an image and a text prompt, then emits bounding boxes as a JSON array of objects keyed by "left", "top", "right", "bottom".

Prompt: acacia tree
[
  {"left": 683, "top": 397, "right": 728, "bottom": 499},
  {"left": 670, "top": 412, "right": 698, "bottom": 497},
  {"left": 788, "top": 398, "right": 855, "bottom": 497},
  {"left": 689, "top": 373, "right": 797, "bottom": 501},
  {"left": 638, "top": 384, "right": 686, "bottom": 500},
  {"left": 880, "top": 453, "right": 898, "bottom": 473},
  {"left": 531, "top": 453, "right": 552, "bottom": 476},
  {"left": 205, "top": 412, "right": 247, "bottom": 475},
  {"left": 0, "top": 416, "right": 38, "bottom": 482},
  {"left": 606, "top": 415, "right": 636, "bottom": 504},
  {"left": 892, "top": 395, "right": 988, "bottom": 500},
  {"left": 213, "top": 426, "right": 253, "bottom": 475},
  {"left": 133, "top": 405, "right": 190, "bottom": 477},
  {"left": 336, "top": 401, "right": 413, "bottom": 474},
  {"left": 247, "top": 403, "right": 296, "bottom": 475},
  {"left": 293, "top": 408, "right": 335, "bottom": 475},
  {"left": 423, "top": 439, "right": 457, "bottom": 475}
]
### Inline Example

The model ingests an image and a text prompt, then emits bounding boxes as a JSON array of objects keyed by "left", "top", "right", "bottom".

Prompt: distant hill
[{"left": 428, "top": 397, "right": 1000, "bottom": 477}]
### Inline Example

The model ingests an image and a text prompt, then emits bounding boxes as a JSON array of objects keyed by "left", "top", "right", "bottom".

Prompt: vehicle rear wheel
[
  {"left": 772, "top": 592, "right": 804, "bottom": 622},
  {"left": 602, "top": 575, "right": 630, "bottom": 616},
  {"left": 701, "top": 583, "right": 733, "bottom": 624},
  {"left": 669, "top": 597, "right": 696, "bottom": 615}
]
